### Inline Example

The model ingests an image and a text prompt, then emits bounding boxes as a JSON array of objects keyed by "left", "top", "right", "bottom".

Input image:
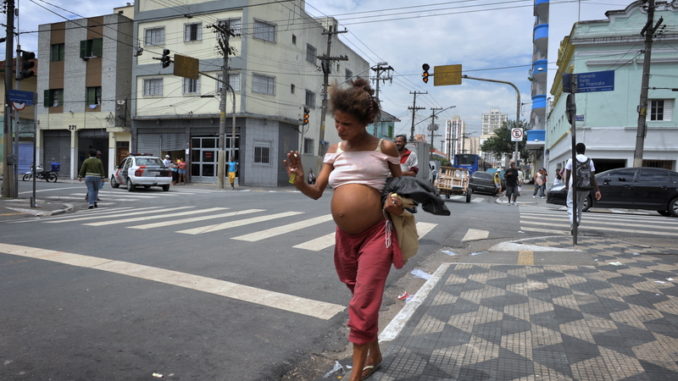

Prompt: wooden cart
[{"left": 434, "top": 166, "right": 472, "bottom": 203}]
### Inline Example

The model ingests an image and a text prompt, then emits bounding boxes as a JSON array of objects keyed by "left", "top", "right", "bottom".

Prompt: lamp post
[{"left": 462, "top": 75, "right": 521, "bottom": 161}]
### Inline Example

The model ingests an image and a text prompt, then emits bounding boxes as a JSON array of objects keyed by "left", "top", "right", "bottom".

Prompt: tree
[{"left": 480, "top": 120, "right": 529, "bottom": 163}]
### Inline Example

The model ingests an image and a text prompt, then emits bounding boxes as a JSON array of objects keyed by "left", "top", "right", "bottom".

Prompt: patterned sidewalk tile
[{"left": 374, "top": 238, "right": 678, "bottom": 380}]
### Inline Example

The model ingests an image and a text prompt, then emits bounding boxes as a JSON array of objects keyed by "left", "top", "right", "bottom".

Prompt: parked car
[
  {"left": 110, "top": 155, "right": 172, "bottom": 192},
  {"left": 469, "top": 171, "right": 498, "bottom": 195},
  {"left": 546, "top": 167, "right": 678, "bottom": 216}
]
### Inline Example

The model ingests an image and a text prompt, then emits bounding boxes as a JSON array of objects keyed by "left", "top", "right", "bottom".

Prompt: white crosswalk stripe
[
  {"left": 44, "top": 206, "right": 192, "bottom": 223},
  {"left": 129, "top": 209, "right": 265, "bottom": 230},
  {"left": 520, "top": 206, "right": 678, "bottom": 237},
  {"left": 177, "top": 211, "right": 304, "bottom": 235},
  {"left": 84, "top": 207, "right": 229, "bottom": 227},
  {"left": 232, "top": 214, "right": 334, "bottom": 242}
]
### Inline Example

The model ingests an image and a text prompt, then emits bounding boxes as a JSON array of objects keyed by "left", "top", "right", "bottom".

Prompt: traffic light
[
  {"left": 161, "top": 49, "right": 171, "bottom": 68},
  {"left": 17, "top": 50, "right": 36, "bottom": 80},
  {"left": 303, "top": 106, "right": 310, "bottom": 125},
  {"left": 422, "top": 63, "right": 430, "bottom": 84}
]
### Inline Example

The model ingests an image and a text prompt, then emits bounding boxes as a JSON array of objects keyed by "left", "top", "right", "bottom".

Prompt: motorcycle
[{"left": 22, "top": 165, "right": 58, "bottom": 182}]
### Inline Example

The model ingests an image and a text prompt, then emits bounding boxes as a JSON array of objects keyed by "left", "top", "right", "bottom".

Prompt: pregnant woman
[{"left": 285, "top": 78, "right": 403, "bottom": 380}]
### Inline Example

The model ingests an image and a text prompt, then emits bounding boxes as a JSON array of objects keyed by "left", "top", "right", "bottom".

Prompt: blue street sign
[
  {"left": 8, "top": 89, "right": 36, "bottom": 105},
  {"left": 562, "top": 70, "right": 615, "bottom": 93}
]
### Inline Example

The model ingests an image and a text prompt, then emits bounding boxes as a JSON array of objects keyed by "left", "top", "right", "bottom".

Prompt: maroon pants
[{"left": 334, "top": 220, "right": 400, "bottom": 345}]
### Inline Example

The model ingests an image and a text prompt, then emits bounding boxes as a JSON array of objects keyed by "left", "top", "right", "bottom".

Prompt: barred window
[
  {"left": 183, "top": 78, "right": 200, "bottom": 94},
  {"left": 218, "top": 18, "right": 242, "bottom": 35},
  {"left": 254, "top": 145, "right": 270, "bottom": 164},
  {"left": 143, "top": 78, "right": 163, "bottom": 97},
  {"left": 50, "top": 43, "right": 65, "bottom": 62},
  {"left": 306, "top": 44, "right": 316, "bottom": 64},
  {"left": 184, "top": 23, "right": 202, "bottom": 42},
  {"left": 252, "top": 74, "right": 275, "bottom": 95},
  {"left": 305, "top": 90, "right": 316, "bottom": 109},
  {"left": 217, "top": 73, "right": 241, "bottom": 92},
  {"left": 648, "top": 99, "right": 673, "bottom": 121},
  {"left": 86, "top": 87, "right": 101, "bottom": 106},
  {"left": 253, "top": 20, "right": 275, "bottom": 42}
]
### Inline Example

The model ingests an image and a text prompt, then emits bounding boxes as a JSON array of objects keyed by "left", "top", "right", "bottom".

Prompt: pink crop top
[{"left": 324, "top": 139, "right": 400, "bottom": 191}]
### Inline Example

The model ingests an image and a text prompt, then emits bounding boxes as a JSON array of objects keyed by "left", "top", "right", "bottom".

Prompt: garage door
[{"left": 43, "top": 130, "right": 71, "bottom": 177}]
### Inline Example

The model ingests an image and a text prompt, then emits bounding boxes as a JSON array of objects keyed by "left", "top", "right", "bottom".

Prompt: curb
[{"left": 4, "top": 202, "right": 73, "bottom": 217}]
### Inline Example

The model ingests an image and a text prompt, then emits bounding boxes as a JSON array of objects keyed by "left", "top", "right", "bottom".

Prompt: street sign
[
  {"left": 12, "top": 102, "right": 26, "bottom": 111},
  {"left": 8, "top": 89, "right": 35, "bottom": 105},
  {"left": 434, "top": 64, "right": 462, "bottom": 86},
  {"left": 511, "top": 128, "right": 524, "bottom": 142},
  {"left": 562, "top": 70, "right": 614, "bottom": 93},
  {"left": 173, "top": 54, "right": 199, "bottom": 80}
]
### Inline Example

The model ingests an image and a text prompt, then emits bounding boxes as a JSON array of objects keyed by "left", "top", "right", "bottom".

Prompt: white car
[{"left": 110, "top": 155, "right": 172, "bottom": 192}]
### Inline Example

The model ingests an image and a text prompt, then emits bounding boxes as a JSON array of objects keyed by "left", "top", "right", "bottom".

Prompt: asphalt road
[{"left": 1, "top": 181, "right": 676, "bottom": 380}]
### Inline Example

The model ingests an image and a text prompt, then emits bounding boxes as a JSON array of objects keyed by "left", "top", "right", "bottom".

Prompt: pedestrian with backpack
[{"left": 564, "top": 143, "right": 602, "bottom": 230}]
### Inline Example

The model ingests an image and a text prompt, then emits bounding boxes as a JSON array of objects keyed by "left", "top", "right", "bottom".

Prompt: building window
[
  {"left": 143, "top": 78, "right": 163, "bottom": 97},
  {"left": 217, "top": 73, "right": 241, "bottom": 92},
  {"left": 86, "top": 87, "right": 101, "bottom": 107},
  {"left": 254, "top": 145, "right": 270, "bottom": 164},
  {"left": 304, "top": 138, "right": 314, "bottom": 155},
  {"left": 292, "top": 34, "right": 296, "bottom": 45},
  {"left": 648, "top": 99, "right": 673, "bottom": 121},
  {"left": 306, "top": 43, "right": 316, "bottom": 64},
  {"left": 80, "top": 38, "right": 103, "bottom": 59},
  {"left": 184, "top": 23, "right": 202, "bottom": 42},
  {"left": 144, "top": 27, "right": 164, "bottom": 46},
  {"left": 183, "top": 78, "right": 200, "bottom": 94},
  {"left": 345, "top": 69, "right": 353, "bottom": 81},
  {"left": 218, "top": 18, "right": 242, "bottom": 35},
  {"left": 305, "top": 90, "right": 316, "bottom": 109},
  {"left": 50, "top": 43, "right": 65, "bottom": 62},
  {"left": 43, "top": 89, "right": 63, "bottom": 107},
  {"left": 253, "top": 20, "right": 275, "bottom": 42},
  {"left": 290, "top": 84, "right": 295, "bottom": 94},
  {"left": 252, "top": 73, "right": 275, "bottom": 95}
]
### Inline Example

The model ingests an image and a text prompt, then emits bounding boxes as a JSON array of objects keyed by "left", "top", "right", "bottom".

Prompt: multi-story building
[
  {"left": 547, "top": 1, "right": 678, "bottom": 176},
  {"left": 36, "top": 12, "right": 133, "bottom": 178},
  {"left": 480, "top": 109, "right": 507, "bottom": 137},
  {"left": 444, "top": 116, "right": 465, "bottom": 158},
  {"left": 131, "top": 0, "right": 369, "bottom": 186},
  {"left": 527, "top": 0, "right": 549, "bottom": 170}
]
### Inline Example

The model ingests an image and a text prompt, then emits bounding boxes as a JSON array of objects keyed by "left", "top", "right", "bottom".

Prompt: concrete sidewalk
[
  {"left": 0, "top": 197, "right": 73, "bottom": 218},
  {"left": 331, "top": 236, "right": 678, "bottom": 380}
]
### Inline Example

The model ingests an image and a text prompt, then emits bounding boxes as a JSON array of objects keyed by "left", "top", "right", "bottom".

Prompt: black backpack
[{"left": 575, "top": 158, "right": 593, "bottom": 190}]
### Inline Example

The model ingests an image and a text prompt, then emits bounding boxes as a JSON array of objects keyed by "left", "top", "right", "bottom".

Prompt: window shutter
[
  {"left": 92, "top": 38, "right": 103, "bottom": 57},
  {"left": 184, "top": 25, "right": 189, "bottom": 41},
  {"left": 197, "top": 24, "right": 202, "bottom": 40},
  {"left": 80, "top": 40, "right": 87, "bottom": 58},
  {"left": 44, "top": 90, "right": 51, "bottom": 107},
  {"left": 666, "top": 100, "right": 674, "bottom": 122}
]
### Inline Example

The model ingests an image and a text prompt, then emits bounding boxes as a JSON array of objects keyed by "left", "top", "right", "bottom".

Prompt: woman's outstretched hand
[{"left": 284, "top": 151, "right": 304, "bottom": 185}]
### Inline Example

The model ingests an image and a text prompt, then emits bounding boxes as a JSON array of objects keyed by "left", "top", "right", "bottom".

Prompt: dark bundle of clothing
[{"left": 382, "top": 176, "right": 450, "bottom": 216}]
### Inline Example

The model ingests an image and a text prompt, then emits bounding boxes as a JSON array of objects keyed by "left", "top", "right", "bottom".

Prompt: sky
[{"left": 7, "top": 0, "right": 637, "bottom": 142}]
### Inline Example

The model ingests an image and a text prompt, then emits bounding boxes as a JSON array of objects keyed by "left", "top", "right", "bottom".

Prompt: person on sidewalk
[
  {"left": 533, "top": 168, "right": 546, "bottom": 198},
  {"left": 504, "top": 161, "right": 520, "bottom": 205},
  {"left": 78, "top": 149, "right": 106, "bottom": 209},
  {"left": 227, "top": 160, "right": 238, "bottom": 189},
  {"left": 565, "top": 143, "right": 602, "bottom": 230},
  {"left": 394, "top": 134, "right": 418, "bottom": 177},
  {"left": 284, "top": 78, "right": 403, "bottom": 381},
  {"left": 176, "top": 159, "right": 187, "bottom": 184}
]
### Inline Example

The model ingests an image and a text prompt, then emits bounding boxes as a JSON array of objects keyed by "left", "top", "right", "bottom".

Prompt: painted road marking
[
  {"left": 517, "top": 250, "right": 534, "bottom": 265},
  {"left": 521, "top": 220, "right": 676, "bottom": 236},
  {"left": 521, "top": 212, "right": 678, "bottom": 226},
  {"left": 521, "top": 216, "right": 678, "bottom": 231},
  {"left": 129, "top": 209, "right": 265, "bottom": 230},
  {"left": 0, "top": 243, "right": 344, "bottom": 320},
  {"left": 177, "top": 211, "right": 303, "bottom": 235},
  {"left": 74, "top": 192, "right": 162, "bottom": 199},
  {"left": 521, "top": 226, "right": 567, "bottom": 235},
  {"left": 293, "top": 222, "right": 439, "bottom": 252},
  {"left": 44, "top": 206, "right": 191, "bottom": 223},
  {"left": 48, "top": 196, "right": 143, "bottom": 202},
  {"left": 233, "top": 214, "right": 334, "bottom": 242},
  {"left": 462, "top": 228, "right": 490, "bottom": 242},
  {"left": 18, "top": 186, "right": 82, "bottom": 194},
  {"left": 85, "top": 207, "right": 228, "bottom": 226}
]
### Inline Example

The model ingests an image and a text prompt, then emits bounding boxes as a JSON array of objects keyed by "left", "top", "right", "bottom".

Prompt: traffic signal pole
[{"left": 2, "top": 0, "right": 17, "bottom": 198}]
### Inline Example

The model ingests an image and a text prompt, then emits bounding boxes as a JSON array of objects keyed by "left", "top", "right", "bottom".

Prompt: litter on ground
[
  {"left": 608, "top": 261, "right": 623, "bottom": 266},
  {"left": 441, "top": 249, "right": 457, "bottom": 256},
  {"left": 323, "top": 361, "right": 345, "bottom": 378},
  {"left": 410, "top": 268, "right": 432, "bottom": 280}
]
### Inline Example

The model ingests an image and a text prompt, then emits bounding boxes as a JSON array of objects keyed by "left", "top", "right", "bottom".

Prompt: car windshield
[
  {"left": 474, "top": 172, "right": 491, "bottom": 179},
  {"left": 136, "top": 158, "right": 163, "bottom": 166}
]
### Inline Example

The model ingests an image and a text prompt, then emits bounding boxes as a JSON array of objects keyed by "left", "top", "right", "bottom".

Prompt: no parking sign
[{"left": 511, "top": 128, "right": 524, "bottom": 142}]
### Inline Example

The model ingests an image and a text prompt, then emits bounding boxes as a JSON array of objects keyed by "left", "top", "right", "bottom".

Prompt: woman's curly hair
[{"left": 329, "top": 77, "right": 380, "bottom": 125}]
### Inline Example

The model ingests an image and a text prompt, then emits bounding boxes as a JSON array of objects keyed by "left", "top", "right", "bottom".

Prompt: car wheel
[
  {"left": 110, "top": 176, "right": 120, "bottom": 188},
  {"left": 582, "top": 195, "right": 592, "bottom": 212},
  {"left": 127, "top": 180, "right": 135, "bottom": 192},
  {"left": 162, "top": 184, "right": 170, "bottom": 192},
  {"left": 657, "top": 210, "right": 671, "bottom": 217},
  {"left": 669, "top": 197, "right": 678, "bottom": 217}
]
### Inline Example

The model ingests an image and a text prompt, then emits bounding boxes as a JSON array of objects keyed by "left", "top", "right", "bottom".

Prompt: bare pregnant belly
[{"left": 331, "top": 184, "right": 384, "bottom": 234}]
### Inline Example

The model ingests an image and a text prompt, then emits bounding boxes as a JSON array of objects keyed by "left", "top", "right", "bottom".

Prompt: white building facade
[{"left": 131, "top": 0, "right": 369, "bottom": 186}]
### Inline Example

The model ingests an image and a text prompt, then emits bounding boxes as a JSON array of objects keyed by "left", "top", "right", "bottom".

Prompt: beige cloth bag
[{"left": 387, "top": 194, "right": 419, "bottom": 262}]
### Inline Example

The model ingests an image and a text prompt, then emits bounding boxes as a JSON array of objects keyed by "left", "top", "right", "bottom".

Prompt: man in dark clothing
[{"left": 504, "top": 161, "right": 520, "bottom": 205}]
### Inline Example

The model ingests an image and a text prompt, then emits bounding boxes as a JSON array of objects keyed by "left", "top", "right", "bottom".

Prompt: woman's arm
[{"left": 284, "top": 147, "right": 334, "bottom": 200}]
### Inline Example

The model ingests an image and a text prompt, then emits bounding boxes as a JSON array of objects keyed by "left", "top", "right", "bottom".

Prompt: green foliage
[{"left": 480, "top": 120, "right": 529, "bottom": 162}]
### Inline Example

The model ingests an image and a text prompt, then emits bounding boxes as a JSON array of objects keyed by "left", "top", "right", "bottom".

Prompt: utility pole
[
  {"left": 2, "top": 0, "right": 16, "bottom": 198},
  {"left": 633, "top": 0, "right": 663, "bottom": 167},
  {"left": 408, "top": 91, "right": 427, "bottom": 142},
  {"left": 428, "top": 107, "right": 442, "bottom": 148},
  {"left": 370, "top": 62, "right": 393, "bottom": 135},
  {"left": 212, "top": 20, "right": 236, "bottom": 189},
  {"left": 317, "top": 26, "right": 348, "bottom": 156}
]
